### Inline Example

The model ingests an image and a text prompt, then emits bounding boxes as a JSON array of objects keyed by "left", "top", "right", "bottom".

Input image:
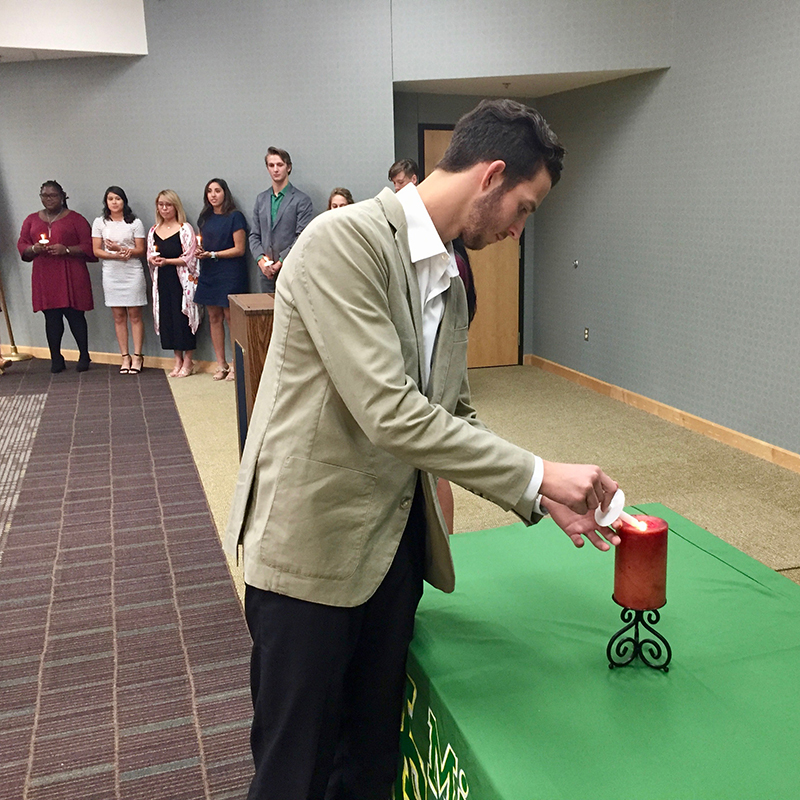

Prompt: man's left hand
[{"left": 547, "top": 500, "right": 621, "bottom": 551}]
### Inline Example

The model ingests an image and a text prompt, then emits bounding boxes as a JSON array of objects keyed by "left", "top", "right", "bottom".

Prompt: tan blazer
[{"left": 224, "top": 188, "right": 538, "bottom": 607}]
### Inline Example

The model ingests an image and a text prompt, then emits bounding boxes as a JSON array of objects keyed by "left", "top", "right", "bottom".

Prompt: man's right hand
[{"left": 539, "top": 460, "right": 618, "bottom": 516}]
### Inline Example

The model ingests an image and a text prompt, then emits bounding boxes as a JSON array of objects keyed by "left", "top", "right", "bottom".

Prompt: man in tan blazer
[{"left": 225, "top": 99, "right": 620, "bottom": 800}]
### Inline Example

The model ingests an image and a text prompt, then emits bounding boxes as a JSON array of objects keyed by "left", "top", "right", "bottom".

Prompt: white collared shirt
[{"left": 395, "top": 184, "right": 544, "bottom": 517}]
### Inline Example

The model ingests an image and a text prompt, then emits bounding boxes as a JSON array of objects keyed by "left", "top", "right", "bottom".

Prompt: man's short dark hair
[
  {"left": 266, "top": 146, "right": 292, "bottom": 174},
  {"left": 388, "top": 159, "right": 419, "bottom": 182},
  {"left": 438, "top": 99, "right": 565, "bottom": 188}
]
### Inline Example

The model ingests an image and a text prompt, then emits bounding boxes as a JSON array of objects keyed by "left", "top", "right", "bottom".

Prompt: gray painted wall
[
  {"left": 535, "top": 0, "right": 800, "bottom": 452},
  {"left": 0, "top": 0, "right": 394, "bottom": 362}
]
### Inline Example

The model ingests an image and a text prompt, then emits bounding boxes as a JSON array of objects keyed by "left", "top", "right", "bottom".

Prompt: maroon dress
[{"left": 17, "top": 211, "right": 96, "bottom": 312}]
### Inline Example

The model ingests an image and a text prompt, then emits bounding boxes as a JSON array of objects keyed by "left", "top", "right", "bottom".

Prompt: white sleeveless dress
[{"left": 91, "top": 217, "right": 147, "bottom": 307}]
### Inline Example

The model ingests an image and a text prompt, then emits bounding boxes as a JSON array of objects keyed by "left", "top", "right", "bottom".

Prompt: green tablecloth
[{"left": 396, "top": 503, "right": 800, "bottom": 800}]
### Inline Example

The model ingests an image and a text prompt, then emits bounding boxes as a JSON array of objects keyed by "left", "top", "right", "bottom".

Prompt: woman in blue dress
[{"left": 194, "top": 178, "right": 248, "bottom": 380}]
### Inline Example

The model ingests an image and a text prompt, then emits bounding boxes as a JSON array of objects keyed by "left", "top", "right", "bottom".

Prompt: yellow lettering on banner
[
  {"left": 426, "top": 708, "right": 469, "bottom": 799},
  {"left": 400, "top": 676, "right": 426, "bottom": 800},
  {"left": 398, "top": 674, "right": 470, "bottom": 800}
]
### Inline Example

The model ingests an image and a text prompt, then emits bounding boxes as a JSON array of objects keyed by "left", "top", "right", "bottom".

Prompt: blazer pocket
[
  {"left": 261, "top": 456, "right": 378, "bottom": 580},
  {"left": 452, "top": 323, "right": 469, "bottom": 343},
  {"left": 448, "top": 324, "right": 469, "bottom": 369}
]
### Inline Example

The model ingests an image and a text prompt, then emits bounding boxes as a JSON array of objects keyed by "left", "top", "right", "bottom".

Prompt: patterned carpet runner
[{"left": 0, "top": 359, "right": 253, "bottom": 800}]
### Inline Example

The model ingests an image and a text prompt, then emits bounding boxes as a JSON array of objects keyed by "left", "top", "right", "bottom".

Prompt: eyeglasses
[
  {"left": 40, "top": 193, "right": 61, "bottom": 199},
  {"left": 157, "top": 203, "right": 174, "bottom": 209}
]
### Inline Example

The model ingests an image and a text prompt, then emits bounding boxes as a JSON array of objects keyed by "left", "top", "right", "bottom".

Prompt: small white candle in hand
[{"left": 595, "top": 489, "right": 647, "bottom": 531}]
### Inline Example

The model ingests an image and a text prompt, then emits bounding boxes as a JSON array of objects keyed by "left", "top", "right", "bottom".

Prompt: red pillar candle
[{"left": 613, "top": 515, "right": 668, "bottom": 610}]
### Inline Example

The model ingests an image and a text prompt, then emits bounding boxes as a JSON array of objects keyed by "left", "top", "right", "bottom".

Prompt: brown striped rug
[{"left": 0, "top": 358, "right": 253, "bottom": 800}]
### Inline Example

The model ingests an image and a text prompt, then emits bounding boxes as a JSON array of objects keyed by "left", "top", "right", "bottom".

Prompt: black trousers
[{"left": 244, "top": 484, "right": 426, "bottom": 800}]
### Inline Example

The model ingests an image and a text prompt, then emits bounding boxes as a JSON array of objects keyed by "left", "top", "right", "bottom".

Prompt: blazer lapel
[
  {"left": 396, "top": 232, "right": 424, "bottom": 357},
  {"left": 377, "top": 189, "right": 426, "bottom": 388},
  {"left": 426, "top": 279, "right": 458, "bottom": 403}
]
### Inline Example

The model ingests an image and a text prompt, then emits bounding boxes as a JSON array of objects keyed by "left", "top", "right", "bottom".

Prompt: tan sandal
[
  {"left": 225, "top": 369, "right": 235, "bottom": 382},
  {"left": 213, "top": 363, "right": 230, "bottom": 381}
]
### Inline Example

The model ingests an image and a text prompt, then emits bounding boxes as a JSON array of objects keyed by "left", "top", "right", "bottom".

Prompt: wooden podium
[{"left": 228, "top": 293, "right": 275, "bottom": 453}]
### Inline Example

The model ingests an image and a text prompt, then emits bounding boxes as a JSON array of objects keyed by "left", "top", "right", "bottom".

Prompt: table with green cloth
[{"left": 395, "top": 503, "right": 800, "bottom": 800}]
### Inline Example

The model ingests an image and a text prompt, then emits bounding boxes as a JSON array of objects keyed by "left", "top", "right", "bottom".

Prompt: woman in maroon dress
[{"left": 17, "top": 181, "right": 97, "bottom": 373}]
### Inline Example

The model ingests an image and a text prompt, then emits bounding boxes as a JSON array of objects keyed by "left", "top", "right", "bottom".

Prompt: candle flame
[{"left": 619, "top": 511, "right": 648, "bottom": 532}]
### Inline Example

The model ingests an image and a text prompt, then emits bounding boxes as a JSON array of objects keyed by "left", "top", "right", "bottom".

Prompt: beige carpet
[{"left": 169, "top": 365, "right": 800, "bottom": 590}]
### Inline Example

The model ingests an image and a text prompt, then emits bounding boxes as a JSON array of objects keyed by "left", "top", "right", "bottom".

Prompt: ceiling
[{"left": 394, "top": 68, "right": 658, "bottom": 99}]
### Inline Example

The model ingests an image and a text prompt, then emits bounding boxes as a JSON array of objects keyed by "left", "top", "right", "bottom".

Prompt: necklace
[{"left": 43, "top": 208, "right": 63, "bottom": 238}]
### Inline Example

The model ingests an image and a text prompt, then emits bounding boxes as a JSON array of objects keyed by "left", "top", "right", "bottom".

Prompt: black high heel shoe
[
  {"left": 129, "top": 354, "right": 144, "bottom": 374},
  {"left": 120, "top": 354, "right": 131, "bottom": 374}
]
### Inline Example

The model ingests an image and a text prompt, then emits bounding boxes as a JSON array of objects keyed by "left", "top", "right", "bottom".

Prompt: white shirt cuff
[{"left": 518, "top": 456, "right": 544, "bottom": 519}]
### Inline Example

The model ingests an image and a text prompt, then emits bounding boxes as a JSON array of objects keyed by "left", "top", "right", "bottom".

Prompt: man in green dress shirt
[{"left": 250, "top": 146, "right": 314, "bottom": 292}]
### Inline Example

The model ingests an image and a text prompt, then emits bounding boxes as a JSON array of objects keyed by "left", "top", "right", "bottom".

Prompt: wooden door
[{"left": 422, "top": 128, "right": 520, "bottom": 368}]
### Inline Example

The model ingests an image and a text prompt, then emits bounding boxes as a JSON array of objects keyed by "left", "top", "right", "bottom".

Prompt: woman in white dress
[{"left": 92, "top": 186, "right": 147, "bottom": 373}]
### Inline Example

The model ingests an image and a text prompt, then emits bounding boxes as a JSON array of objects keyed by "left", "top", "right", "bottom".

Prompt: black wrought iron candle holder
[{"left": 607, "top": 605, "right": 672, "bottom": 672}]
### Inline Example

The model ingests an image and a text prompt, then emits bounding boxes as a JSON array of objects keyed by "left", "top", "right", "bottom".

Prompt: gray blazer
[
  {"left": 249, "top": 183, "right": 313, "bottom": 292},
  {"left": 225, "top": 189, "right": 538, "bottom": 607}
]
